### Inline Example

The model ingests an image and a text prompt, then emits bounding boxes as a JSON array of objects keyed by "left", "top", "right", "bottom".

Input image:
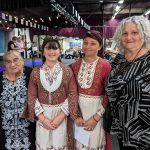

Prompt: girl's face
[
  {"left": 121, "top": 22, "right": 143, "bottom": 52},
  {"left": 43, "top": 43, "right": 60, "bottom": 63},
  {"left": 82, "top": 37, "right": 102, "bottom": 58}
]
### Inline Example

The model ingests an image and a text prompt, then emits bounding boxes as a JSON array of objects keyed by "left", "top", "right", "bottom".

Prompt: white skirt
[
  {"left": 76, "top": 94, "right": 106, "bottom": 150},
  {"left": 36, "top": 103, "right": 67, "bottom": 150}
]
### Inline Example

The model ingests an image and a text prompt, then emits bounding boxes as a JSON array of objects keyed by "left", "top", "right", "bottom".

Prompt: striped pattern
[{"left": 107, "top": 51, "right": 150, "bottom": 150}]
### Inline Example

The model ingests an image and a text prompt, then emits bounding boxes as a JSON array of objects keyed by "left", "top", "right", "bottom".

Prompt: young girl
[
  {"left": 23, "top": 37, "right": 79, "bottom": 149},
  {"left": 71, "top": 30, "right": 112, "bottom": 150}
]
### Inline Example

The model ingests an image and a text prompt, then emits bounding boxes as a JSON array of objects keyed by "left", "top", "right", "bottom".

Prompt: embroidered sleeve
[
  {"left": 34, "top": 99, "right": 44, "bottom": 116},
  {"left": 22, "top": 68, "right": 39, "bottom": 122},
  {"left": 96, "top": 105, "right": 105, "bottom": 117},
  {"left": 61, "top": 99, "right": 69, "bottom": 116},
  {"left": 67, "top": 68, "right": 79, "bottom": 120},
  {"left": 101, "top": 61, "right": 112, "bottom": 111},
  {"left": 71, "top": 60, "right": 82, "bottom": 117}
]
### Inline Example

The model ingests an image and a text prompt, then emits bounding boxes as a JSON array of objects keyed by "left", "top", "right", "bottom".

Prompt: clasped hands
[
  {"left": 75, "top": 116, "right": 100, "bottom": 131},
  {"left": 41, "top": 115, "right": 64, "bottom": 130}
]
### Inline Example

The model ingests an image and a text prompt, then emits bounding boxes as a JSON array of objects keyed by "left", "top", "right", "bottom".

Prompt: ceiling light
[
  {"left": 115, "top": 5, "right": 120, "bottom": 12},
  {"left": 118, "top": 0, "right": 124, "bottom": 4},
  {"left": 112, "top": 12, "right": 118, "bottom": 19},
  {"left": 49, "top": 17, "right": 51, "bottom": 21},
  {"left": 144, "top": 10, "right": 150, "bottom": 16},
  {"left": 112, "top": 16, "right": 115, "bottom": 19}
]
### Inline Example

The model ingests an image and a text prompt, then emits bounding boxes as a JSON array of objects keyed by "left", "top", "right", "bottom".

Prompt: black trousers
[{"left": 118, "top": 139, "right": 137, "bottom": 150}]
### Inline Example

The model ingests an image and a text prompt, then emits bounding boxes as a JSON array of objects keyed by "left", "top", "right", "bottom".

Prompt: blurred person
[
  {"left": 7, "top": 36, "right": 22, "bottom": 51},
  {"left": 16, "top": 36, "right": 26, "bottom": 58},
  {"left": 71, "top": 30, "right": 112, "bottom": 150},
  {"left": 107, "top": 16, "right": 150, "bottom": 150},
  {"left": 22, "top": 37, "right": 79, "bottom": 149},
  {"left": 0, "top": 50, "right": 35, "bottom": 150}
]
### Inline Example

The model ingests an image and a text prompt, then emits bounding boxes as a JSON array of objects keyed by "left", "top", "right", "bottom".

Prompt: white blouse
[
  {"left": 78, "top": 58, "right": 99, "bottom": 89},
  {"left": 34, "top": 63, "right": 69, "bottom": 116}
]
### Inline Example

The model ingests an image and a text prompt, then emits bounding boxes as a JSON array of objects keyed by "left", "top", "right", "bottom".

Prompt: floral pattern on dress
[
  {"left": 41, "top": 63, "right": 62, "bottom": 86},
  {"left": 78, "top": 58, "right": 99, "bottom": 89},
  {"left": 0, "top": 73, "right": 30, "bottom": 150}
]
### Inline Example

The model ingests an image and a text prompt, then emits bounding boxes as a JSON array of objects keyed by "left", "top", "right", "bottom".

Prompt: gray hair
[
  {"left": 113, "top": 16, "right": 150, "bottom": 54},
  {"left": 3, "top": 50, "right": 24, "bottom": 64}
]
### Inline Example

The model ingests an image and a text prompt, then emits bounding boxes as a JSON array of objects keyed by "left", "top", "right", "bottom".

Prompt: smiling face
[
  {"left": 121, "top": 22, "right": 144, "bottom": 52},
  {"left": 82, "top": 37, "right": 102, "bottom": 58},
  {"left": 4, "top": 54, "right": 24, "bottom": 75},
  {"left": 43, "top": 42, "right": 60, "bottom": 63}
]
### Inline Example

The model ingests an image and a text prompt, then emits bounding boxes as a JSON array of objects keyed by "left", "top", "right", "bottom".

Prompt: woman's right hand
[
  {"left": 42, "top": 118, "right": 56, "bottom": 130},
  {"left": 38, "top": 113, "right": 55, "bottom": 130},
  {"left": 75, "top": 117, "right": 85, "bottom": 127}
]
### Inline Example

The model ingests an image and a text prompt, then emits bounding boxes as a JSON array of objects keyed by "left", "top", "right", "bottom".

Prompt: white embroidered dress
[
  {"left": 76, "top": 59, "right": 106, "bottom": 150},
  {"left": 35, "top": 63, "right": 69, "bottom": 150}
]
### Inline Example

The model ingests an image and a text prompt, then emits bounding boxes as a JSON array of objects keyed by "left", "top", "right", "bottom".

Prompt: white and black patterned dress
[
  {"left": 0, "top": 67, "right": 35, "bottom": 150},
  {"left": 107, "top": 51, "right": 150, "bottom": 150}
]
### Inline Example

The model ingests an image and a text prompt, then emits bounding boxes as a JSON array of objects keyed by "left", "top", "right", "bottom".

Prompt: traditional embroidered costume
[
  {"left": 72, "top": 58, "right": 111, "bottom": 150},
  {"left": 0, "top": 67, "right": 35, "bottom": 150},
  {"left": 23, "top": 63, "right": 78, "bottom": 150}
]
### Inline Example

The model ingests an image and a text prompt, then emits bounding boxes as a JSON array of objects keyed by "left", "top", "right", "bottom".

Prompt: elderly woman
[
  {"left": 107, "top": 16, "right": 150, "bottom": 150},
  {"left": 23, "top": 37, "right": 79, "bottom": 150},
  {"left": 0, "top": 50, "right": 35, "bottom": 150}
]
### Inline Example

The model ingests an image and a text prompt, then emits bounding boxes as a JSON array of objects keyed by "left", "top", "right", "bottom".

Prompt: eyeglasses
[{"left": 5, "top": 58, "right": 21, "bottom": 65}]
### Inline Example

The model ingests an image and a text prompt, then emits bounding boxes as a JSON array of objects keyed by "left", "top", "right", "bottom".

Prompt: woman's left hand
[
  {"left": 84, "top": 116, "right": 98, "bottom": 131},
  {"left": 50, "top": 111, "right": 66, "bottom": 129}
]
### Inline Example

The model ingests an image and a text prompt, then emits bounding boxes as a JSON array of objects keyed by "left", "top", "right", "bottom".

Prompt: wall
[
  {"left": 0, "top": 31, "right": 5, "bottom": 54},
  {"left": 62, "top": 38, "right": 83, "bottom": 52},
  {"left": 0, "top": 30, "right": 13, "bottom": 55}
]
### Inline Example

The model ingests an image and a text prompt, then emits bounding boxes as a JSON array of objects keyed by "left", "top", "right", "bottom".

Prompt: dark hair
[
  {"left": 83, "top": 30, "right": 102, "bottom": 45},
  {"left": 41, "top": 37, "right": 61, "bottom": 62},
  {"left": 12, "top": 36, "right": 18, "bottom": 41}
]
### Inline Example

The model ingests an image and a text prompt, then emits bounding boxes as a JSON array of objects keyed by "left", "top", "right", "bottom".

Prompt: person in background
[
  {"left": 16, "top": 36, "right": 26, "bottom": 58},
  {"left": 71, "top": 30, "right": 112, "bottom": 150},
  {"left": 7, "top": 36, "right": 22, "bottom": 51},
  {"left": 22, "top": 37, "right": 80, "bottom": 149},
  {"left": 107, "top": 16, "right": 150, "bottom": 150},
  {"left": 0, "top": 50, "right": 35, "bottom": 150}
]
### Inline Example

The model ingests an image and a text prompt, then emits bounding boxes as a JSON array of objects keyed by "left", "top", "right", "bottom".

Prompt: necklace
[
  {"left": 115, "top": 45, "right": 143, "bottom": 76},
  {"left": 125, "top": 45, "right": 143, "bottom": 61}
]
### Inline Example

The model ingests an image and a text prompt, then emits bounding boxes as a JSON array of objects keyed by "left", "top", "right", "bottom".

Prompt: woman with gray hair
[
  {"left": 0, "top": 50, "right": 35, "bottom": 150},
  {"left": 107, "top": 16, "right": 150, "bottom": 150}
]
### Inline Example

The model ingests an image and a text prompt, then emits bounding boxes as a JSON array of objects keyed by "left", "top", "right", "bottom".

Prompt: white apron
[
  {"left": 76, "top": 94, "right": 106, "bottom": 150},
  {"left": 36, "top": 103, "right": 67, "bottom": 150}
]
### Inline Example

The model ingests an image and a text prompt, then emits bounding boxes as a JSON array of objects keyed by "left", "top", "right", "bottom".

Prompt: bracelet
[{"left": 93, "top": 115, "right": 99, "bottom": 122}]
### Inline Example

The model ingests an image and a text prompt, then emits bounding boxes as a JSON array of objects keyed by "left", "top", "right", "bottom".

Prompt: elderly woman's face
[
  {"left": 5, "top": 54, "right": 24, "bottom": 74},
  {"left": 121, "top": 22, "right": 143, "bottom": 51}
]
